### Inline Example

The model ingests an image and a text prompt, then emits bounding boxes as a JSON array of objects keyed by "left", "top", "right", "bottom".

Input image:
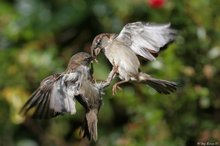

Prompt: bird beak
[
  {"left": 91, "top": 56, "right": 98, "bottom": 63},
  {"left": 91, "top": 47, "right": 101, "bottom": 63},
  {"left": 95, "top": 47, "right": 101, "bottom": 56},
  {"left": 94, "top": 58, "right": 98, "bottom": 63}
]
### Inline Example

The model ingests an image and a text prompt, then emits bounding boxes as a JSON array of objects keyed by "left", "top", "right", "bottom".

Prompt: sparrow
[
  {"left": 75, "top": 67, "right": 116, "bottom": 141},
  {"left": 20, "top": 52, "right": 116, "bottom": 141},
  {"left": 74, "top": 61, "right": 116, "bottom": 141},
  {"left": 91, "top": 21, "right": 177, "bottom": 94},
  {"left": 20, "top": 52, "right": 95, "bottom": 118}
]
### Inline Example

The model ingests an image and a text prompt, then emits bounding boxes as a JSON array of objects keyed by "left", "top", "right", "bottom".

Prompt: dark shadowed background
[{"left": 0, "top": 0, "right": 220, "bottom": 146}]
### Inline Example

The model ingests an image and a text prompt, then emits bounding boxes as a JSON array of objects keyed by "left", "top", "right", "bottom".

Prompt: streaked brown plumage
[
  {"left": 20, "top": 52, "right": 116, "bottom": 141},
  {"left": 91, "top": 21, "right": 177, "bottom": 94}
]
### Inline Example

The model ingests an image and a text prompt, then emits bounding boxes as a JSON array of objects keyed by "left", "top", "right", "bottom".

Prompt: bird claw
[{"left": 112, "top": 83, "right": 122, "bottom": 95}]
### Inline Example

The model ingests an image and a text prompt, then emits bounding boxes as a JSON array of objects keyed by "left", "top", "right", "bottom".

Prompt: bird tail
[
  {"left": 81, "top": 110, "right": 98, "bottom": 141},
  {"left": 139, "top": 72, "right": 177, "bottom": 94}
]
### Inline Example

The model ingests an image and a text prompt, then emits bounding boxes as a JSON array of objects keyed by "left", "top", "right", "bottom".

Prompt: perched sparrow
[
  {"left": 20, "top": 52, "right": 116, "bottom": 141},
  {"left": 91, "top": 21, "right": 177, "bottom": 94}
]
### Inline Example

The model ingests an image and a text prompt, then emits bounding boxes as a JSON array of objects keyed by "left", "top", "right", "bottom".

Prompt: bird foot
[{"left": 112, "top": 83, "right": 122, "bottom": 95}]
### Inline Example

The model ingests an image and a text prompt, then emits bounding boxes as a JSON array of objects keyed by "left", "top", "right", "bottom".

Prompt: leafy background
[{"left": 0, "top": 0, "right": 220, "bottom": 146}]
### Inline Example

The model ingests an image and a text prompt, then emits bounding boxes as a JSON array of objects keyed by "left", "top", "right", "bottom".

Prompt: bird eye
[
  {"left": 85, "top": 57, "right": 93, "bottom": 62},
  {"left": 96, "top": 40, "right": 101, "bottom": 47}
]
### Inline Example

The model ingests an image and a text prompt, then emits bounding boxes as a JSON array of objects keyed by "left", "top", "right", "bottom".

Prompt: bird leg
[
  {"left": 97, "top": 64, "right": 118, "bottom": 89},
  {"left": 111, "top": 60, "right": 126, "bottom": 95},
  {"left": 112, "top": 80, "right": 129, "bottom": 95}
]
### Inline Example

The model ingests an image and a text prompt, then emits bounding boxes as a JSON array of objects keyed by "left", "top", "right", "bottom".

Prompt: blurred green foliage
[{"left": 0, "top": 0, "right": 220, "bottom": 146}]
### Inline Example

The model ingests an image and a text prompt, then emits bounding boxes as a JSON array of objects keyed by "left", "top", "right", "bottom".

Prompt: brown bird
[
  {"left": 91, "top": 21, "right": 177, "bottom": 94},
  {"left": 20, "top": 52, "right": 116, "bottom": 140},
  {"left": 75, "top": 65, "right": 116, "bottom": 141}
]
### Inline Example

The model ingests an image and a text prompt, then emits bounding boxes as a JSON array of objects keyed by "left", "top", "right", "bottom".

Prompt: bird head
[
  {"left": 91, "top": 33, "right": 116, "bottom": 58},
  {"left": 67, "top": 52, "right": 94, "bottom": 71}
]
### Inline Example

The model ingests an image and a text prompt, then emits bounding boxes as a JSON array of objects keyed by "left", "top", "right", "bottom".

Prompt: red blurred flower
[{"left": 148, "top": 0, "right": 165, "bottom": 8}]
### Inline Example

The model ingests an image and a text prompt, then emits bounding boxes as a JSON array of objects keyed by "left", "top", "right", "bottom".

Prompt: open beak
[
  {"left": 91, "top": 47, "right": 101, "bottom": 63},
  {"left": 95, "top": 47, "right": 101, "bottom": 56}
]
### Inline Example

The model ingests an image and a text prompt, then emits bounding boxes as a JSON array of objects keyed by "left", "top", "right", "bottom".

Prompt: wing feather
[
  {"left": 20, "top": 72, "right": 81, "bottom": 119},
  {"left": 116, "top": 22, "right": 176, "bottom": 61}
]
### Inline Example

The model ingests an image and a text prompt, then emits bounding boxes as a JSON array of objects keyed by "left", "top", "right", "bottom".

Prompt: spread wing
[
  {"left": 20, "top": 72, "right": 81, "bottom": 119},
  {"left": 116, "top": 21, "right": 176, "bottom": 61}
]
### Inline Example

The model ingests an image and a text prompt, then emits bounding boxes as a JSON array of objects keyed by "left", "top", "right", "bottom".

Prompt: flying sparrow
[
  {"left": 20, "top": 52, "right": 116, "bottom": 141},
  {"left": 91, "top": 21, "right": 177, "bottom": 95},
  {"left": 20, "top": 52, "right": 95, "bottom": 118},
  {"left": 74, "top": 61, "right": 116, "bottom": 141}
]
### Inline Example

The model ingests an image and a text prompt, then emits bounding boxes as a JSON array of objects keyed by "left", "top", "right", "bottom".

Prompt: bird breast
[
  {"left": 104, "top": 40, "right": 140, "bottom": 80},
  {"left": 80, "top": 80, "right": 101, "bottom": 108}
]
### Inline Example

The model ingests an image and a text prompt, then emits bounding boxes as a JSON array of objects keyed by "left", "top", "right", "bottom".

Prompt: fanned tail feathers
[{"left": 139, "top": 72, "right": 177, "bottom": 94}]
